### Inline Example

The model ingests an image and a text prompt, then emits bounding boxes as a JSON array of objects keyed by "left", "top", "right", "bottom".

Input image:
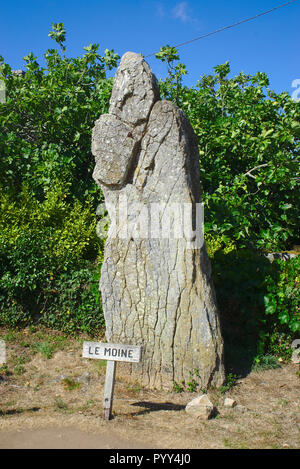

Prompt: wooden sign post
[{"left": 82, "top": 341, "right": 142, "bottom": 420}]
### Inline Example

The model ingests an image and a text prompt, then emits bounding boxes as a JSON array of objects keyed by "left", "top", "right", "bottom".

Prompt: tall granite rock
[{"left": 92, "top": 52, "right": 224, "bottom": 389}]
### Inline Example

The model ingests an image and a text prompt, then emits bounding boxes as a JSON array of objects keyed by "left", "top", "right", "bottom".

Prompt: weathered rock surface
[
  {"left": 185, "top": 394, "right": 215, "bottom": 419},
  {"left": 291, "top": 354, "right": 300, "bottom": 364},
  {"left": 224, "top": 397, "right": 237, "bottom": 408},
  {"left": 265, "top": 252, "right": 298, "bottom": 263},
  {"left": 92, "top": 52, "right": 224, "bottom": 389}
]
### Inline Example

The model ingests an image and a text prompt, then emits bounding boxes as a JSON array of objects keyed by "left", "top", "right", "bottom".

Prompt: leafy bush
[
  {"left": 0, "top": 183, "right": 103, "bottom": 334},
  {"left": 211, "top": 249, "right": 299, "bottom": 371},
  {"left": 219, "top": 372, "right": 239, "bottom": 394},
  {"left": 205, "top": 233, "right": 236, "bottom": 257},
  {"left": 267, "top": 331, "right": 294, "bottom": 361},
  {"left": 251, "top": 354, "right": 281, "bottom": 372},
  {"left": 0, "top": 23, "right": 119, "bottom": 201},
  {"left": 41, "top": 266, "right": 104, "bottom": 335},
  {"left": 264, "top": 257, "right": 300, "bottom": 333},
  {"left": 0, "top": 24, "right": 115, "bottom": 334},
  {"left": 173, "top": 368, "right": 202, "bottom": 393},
  {"left": 157, "top": 47, "right": 300, "bottom": 251}
]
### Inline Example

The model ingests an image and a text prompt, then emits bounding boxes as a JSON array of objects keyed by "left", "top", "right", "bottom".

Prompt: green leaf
[{"left": 264, "top": 295, "right": 277, "bottom": 315}]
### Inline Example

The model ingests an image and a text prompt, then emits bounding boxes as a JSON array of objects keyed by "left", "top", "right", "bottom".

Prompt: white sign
[
  {"left": 82, "top": 341, "right": 141, "bottom": 363},
  {"left": 82, "top": 341, "right": 142, "bottom": 420}
]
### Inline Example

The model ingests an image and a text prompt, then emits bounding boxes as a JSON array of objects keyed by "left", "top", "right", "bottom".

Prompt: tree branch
[{"left": 244, "top": 163, "right": 270, "bottom": 179}]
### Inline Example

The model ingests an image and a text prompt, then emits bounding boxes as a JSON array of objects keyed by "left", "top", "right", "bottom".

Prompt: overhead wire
[{"left": 144, "top": 0, "right": 297, "bottom": 58}]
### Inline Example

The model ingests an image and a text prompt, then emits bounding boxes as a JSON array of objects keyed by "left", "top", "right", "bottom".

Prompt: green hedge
[
  {"left": 0, "top": 183, "right": 104, "bottom": 335},
  {"left": 210, "top": 247, "right": 299, "bottom": 369}
]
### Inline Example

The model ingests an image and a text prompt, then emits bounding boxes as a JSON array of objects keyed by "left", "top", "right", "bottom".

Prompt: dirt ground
[{"left": 0, "top": 328, "right": 299, "bottom": 449}]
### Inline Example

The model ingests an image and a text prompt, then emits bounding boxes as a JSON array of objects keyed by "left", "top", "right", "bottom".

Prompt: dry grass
[{"left": 0, "top": 328, "right": 299, "bottom": 449}]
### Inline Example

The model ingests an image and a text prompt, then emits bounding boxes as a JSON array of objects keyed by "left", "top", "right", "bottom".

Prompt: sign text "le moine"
[{"left": 82, "top": 341, "right": 141, "bottom": 363}]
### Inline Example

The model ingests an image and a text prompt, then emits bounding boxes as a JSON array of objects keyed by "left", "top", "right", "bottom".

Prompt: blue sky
[{"left": 0, "top": 0, "right": 299, "bottom": 94}]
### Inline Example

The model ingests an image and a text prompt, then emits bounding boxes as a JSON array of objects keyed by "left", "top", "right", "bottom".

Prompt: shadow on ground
[
  {"left": 130, "top": 401, "right": 185, "bottom": 416},
  {"left": 0, "top": 407, "right": 40, "bottom": 416}
]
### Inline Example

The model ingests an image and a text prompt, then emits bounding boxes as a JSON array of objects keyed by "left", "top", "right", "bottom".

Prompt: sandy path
[{"left": 0, "top": 426, "right": 150, "bottom": 449}]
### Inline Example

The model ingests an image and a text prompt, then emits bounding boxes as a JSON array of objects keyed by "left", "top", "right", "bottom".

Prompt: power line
[{"left": 144, "top": 0, "right": 297, "bottom": 58}]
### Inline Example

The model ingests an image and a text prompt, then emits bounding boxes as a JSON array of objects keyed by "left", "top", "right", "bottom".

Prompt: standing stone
[{"left": 92, "top": 52, "right": 224, "bottom": 389}]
